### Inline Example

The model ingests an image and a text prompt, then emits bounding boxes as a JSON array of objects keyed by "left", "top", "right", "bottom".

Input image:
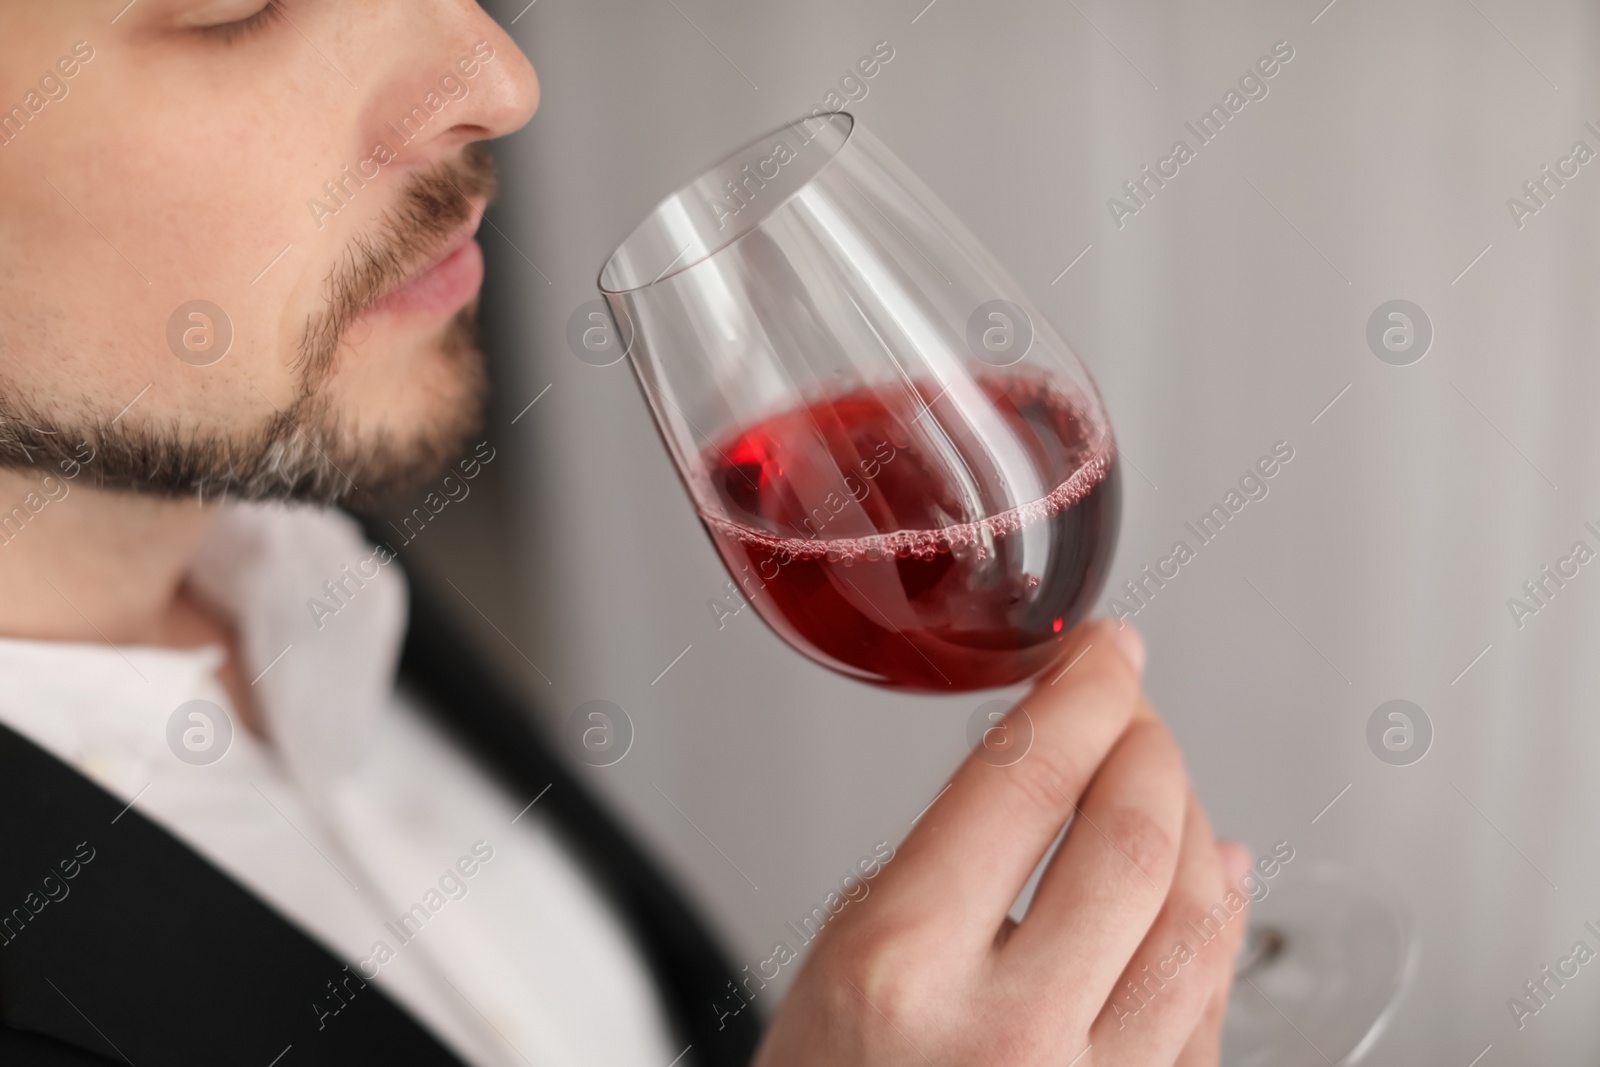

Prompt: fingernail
[
  {"left": 1219, "top": 840, "right": 1251, "bottom": 885},
  {"left": 1107, "top": 620, "right": 1145, "bottom": 674}
]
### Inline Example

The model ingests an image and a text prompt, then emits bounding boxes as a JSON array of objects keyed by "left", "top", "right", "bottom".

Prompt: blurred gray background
[{"left": 402, "top": 0, "right": 1600, "bottom": 1060}]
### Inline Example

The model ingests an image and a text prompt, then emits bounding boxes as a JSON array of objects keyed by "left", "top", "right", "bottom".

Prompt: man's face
[{"left": 0, "top": 1, "right": 538, "bottom": 505}]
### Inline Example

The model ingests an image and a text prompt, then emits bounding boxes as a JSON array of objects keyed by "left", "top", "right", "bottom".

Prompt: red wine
[{"left": 700, "top": 374, "right": 1120, "bottom": 691}]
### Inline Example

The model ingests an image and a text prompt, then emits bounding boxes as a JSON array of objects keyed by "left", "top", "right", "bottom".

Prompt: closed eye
[{"left": 195, "top": 1, "right": 286, "bottom": 44}]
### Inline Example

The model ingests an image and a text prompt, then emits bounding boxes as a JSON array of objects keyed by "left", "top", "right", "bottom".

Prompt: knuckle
[
  {"left": 838, "top": 971, "right": 926, "bottom": 1037},
  {"left": 1098, "top": 804, "right": 1178, "bottom": 885},
  {"left": 823, "top": 927, "right": 931, "bottom": 1026},
  {"left": 791, "top": 928, "right": 960, "bottom": 1063},
  {"left": 1004, "top": 745, "right": 1086, "bottom": 823}
]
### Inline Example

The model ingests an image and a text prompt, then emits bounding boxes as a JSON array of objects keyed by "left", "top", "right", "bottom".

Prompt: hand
[{"left": 755, "top": 620, "right": 1251, "bottom": 1067}]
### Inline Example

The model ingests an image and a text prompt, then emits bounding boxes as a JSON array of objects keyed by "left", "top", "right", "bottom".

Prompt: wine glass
[
  {"left": 1222, "top": 862, "right": 1415, "bottom": 1065},
  {"left": 599, "top": 112, "right": 1118, "bottom": 692},
  {"left": 597, "top": 111, "right": 1412, "bottom": 1062}
]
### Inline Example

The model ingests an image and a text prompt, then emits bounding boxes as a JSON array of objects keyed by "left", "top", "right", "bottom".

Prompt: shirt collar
[
  {"left": 0, "top": 501, "right": 408, "bottom": 794},
  {"left": 187, "top": 501, "right": 409, "bottom": 790}
]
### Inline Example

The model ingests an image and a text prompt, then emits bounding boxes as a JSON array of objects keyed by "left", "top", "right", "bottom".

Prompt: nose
[{"left": 355, "top": 2, "right": 539, "bottom": 167}]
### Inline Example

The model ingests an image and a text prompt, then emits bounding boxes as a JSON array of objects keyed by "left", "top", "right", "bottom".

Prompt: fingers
[
  {"left": 1171, "top": 961, "right": 1233, "bottom": 1067},
  {"left": 1089, "top": 804, "right": 1251, "bottom": 1066},
  {"left": 871, "top": 619, "right": 1145, "bottom": 950},
  {"left": 1173, "top": 842, "right": 1252, "bottom": 1067},
  {"left": 997, "top": 713, "right": 1189, "bottom": 1005}
]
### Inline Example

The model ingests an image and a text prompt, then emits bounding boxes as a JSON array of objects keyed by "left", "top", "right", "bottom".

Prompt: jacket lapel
[{"left": 0, "top": 722, "right": 470, "bottom": 1067}]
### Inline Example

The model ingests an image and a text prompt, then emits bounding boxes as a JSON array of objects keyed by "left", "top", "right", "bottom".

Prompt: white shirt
[{"left": 0, "top": 502, "right": 679, "bottom": 1067}]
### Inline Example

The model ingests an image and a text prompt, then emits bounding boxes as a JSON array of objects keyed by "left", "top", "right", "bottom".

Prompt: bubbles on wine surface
[
  {"left": 699, "top": 372, "right": 1114, "bottom": 565},
  {"left": 701, "top": 450, "right": 1112, "bottom": 566}
]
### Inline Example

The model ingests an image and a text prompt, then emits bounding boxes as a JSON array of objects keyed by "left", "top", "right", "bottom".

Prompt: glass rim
[{"left": 598, "top": 110, "right": 857, "bottom": 295}]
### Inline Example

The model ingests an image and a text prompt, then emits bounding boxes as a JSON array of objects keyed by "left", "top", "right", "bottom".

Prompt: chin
[{"left": 325, "top": 305, "right": 488, "bottom": 507}]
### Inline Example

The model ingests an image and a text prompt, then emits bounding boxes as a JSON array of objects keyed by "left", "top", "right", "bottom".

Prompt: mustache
[
  {"left": 0, "top": 146, "right": 498, "bottom": 507},
  {"left": 299, "top": 142, "right": 497, "bottom": 382}
]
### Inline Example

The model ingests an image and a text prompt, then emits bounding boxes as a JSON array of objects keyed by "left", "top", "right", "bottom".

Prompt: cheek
[{"left": 3, "top": 53, "right": 345, "bottom": 422}]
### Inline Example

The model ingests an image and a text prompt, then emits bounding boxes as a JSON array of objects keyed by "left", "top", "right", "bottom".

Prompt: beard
[{"left": 0, "top": 144, "right": 497, "bottom": 510}]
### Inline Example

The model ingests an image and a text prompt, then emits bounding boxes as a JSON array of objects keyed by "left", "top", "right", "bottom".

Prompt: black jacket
[{"left": 0, "top": 575, "right": 763, "bottom": 1066}]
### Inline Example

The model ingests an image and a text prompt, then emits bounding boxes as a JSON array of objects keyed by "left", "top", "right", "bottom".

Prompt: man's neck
[{"left": 0, "top": 468, "right": 216, "bottom": 644}]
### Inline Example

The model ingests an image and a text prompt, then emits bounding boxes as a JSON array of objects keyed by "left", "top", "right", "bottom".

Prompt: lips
[{"left": 361, "top": 214, "right": 487, "bottom": 321}]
